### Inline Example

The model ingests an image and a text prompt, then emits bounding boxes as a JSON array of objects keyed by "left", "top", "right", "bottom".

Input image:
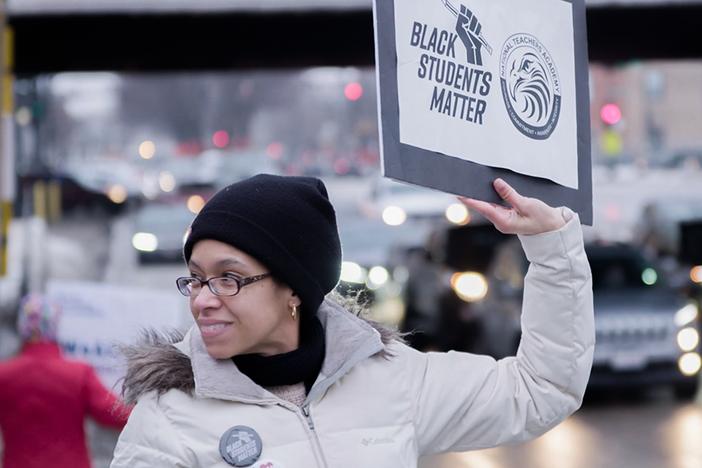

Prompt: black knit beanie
[{"left": 183, "top": 174, "right": 342, "bottom": 316}]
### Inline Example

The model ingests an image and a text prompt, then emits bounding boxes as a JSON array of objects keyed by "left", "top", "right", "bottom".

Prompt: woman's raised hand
[{"left": 458, "top": 179, "right": 566, "bottom": 235}]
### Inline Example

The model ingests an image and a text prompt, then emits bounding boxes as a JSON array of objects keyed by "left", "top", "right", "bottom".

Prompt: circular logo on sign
[
  {"left": 219, "top": 426, "right": 263, "bottom": 467},
  {"left": 499, "top": 33, "right": 561, "bottom": 140}
]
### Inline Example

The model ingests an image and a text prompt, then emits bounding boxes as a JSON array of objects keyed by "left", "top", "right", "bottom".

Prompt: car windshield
[
  {"left": 337, "top": 218, "right": 431, "bottom": 266},
  {"left": 137, "top": 204, "right": 196, "bottom": 226},
  {"left": 587, "top": 247, "right": 664, "bottom": 291},
  {"left": 388, "top": 183, "right": 425, "bottom": 195}
]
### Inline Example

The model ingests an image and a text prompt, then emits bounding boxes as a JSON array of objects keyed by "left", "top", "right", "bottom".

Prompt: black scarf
[{"left": 232, "top": 316, "right": 325, "bottom": 393}]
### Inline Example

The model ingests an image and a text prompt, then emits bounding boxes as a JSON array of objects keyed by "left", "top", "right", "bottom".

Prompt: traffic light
[
  {"left": 599, "top": 103, "right": 623, "bottom": 158},
  {"left": 213, "top": 131, "right": 229, "bottom": 148},
  {"left": 344, "top": 83, "right": 363, "bottom": 101},
  {"left": 600, "top": 103, "right": 621, "bottom": 125}
]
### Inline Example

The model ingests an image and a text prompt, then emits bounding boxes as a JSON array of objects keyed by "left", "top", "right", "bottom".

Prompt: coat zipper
[{"left": 301, "top": 405, "right": 330, "bottom": 468}]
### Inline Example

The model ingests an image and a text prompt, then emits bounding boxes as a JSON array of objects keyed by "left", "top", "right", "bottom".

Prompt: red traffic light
[
  {"left": 600, "top": 104, "right": 621, "bottom": 125},
  {"left": 267, "top": 142, "right": 284, "bottom": 160},
  {"left": 213, "top": 130, "right": 229, "bottom": 148},
  {"left": 344, "top": 83, "right": 363, "bottom": 101}
]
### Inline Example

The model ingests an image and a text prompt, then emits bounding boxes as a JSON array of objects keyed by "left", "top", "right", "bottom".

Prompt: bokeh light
[
  {"left": 690, "top": 266, "right": 702, "bottom": 283},
  {"left": 159, "top": 171, "right": 176, "bottom": 192},
  {"left": 600, "top": 104, "right": 621, "bottom": 124},
  {"left": 334, "top": 158, "right": 351, "bottom": 175},
  {"left": 368, "top": 266, "right": 389, "bottom": 286},
  {"left": 345, "top": 82, "right": 363, "bottom": 101},
  {"left": 674, "top": 303, "right": 698, "bottom": 327},
  {"left": 451, "top": 272, "right": 488, "bottom": 302},
  {"left": 15, "top": 106, "right": 32, "bottom": 126},
  {"left": 132, "top": 233, "right": 158, "bottom": 252},
  {"left": 187, "top": 195, "right": 205, "bottom": 214},
  {"left": 267, "top": 142, "right": 284, "bottom": 160},
  {"left": 446, "top": 203, "right": 470, "bottom": 225},
  {"left": 679, "top": 352, "right": 701, "bottom": 376},
  {"left": 106, "top": 185, "right": 127, "bottom": 203},
  {"left": 677, "top": 328, "right": 699, "bottom": 352},
  {"left": 213, "top": 130, "right": 230, "bottom": 148},
  {"left": 139, "top": 141, "right": 156, "bottom": 159},
  {"left": 641, "top": 268, "right": 658, "bottom": 286},
  {"left": 382, "top": 206, "right": 407, "bottom": 226},
  {"left": 600, "top": 129, "right": 624, "bottom": 156},
  {"left": 340, "top": 261, "right": 366, "bottom": 284}
]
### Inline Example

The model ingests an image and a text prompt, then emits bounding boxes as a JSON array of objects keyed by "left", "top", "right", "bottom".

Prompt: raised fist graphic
[{"left": 456, "top": 5, "right": 484, "bottom": 66}]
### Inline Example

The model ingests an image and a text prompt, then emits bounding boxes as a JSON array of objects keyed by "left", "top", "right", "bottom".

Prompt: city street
[
  {"left": 422, "top": 396, "right": 702, "bottom": 468},
  {"left": 95, "top": 198, "right": 702, "bottom": 467},
  {"left": 82, "top": 397, "right": 702, "bottom": 467},
  {"left": 1, "top": 1, "right": 702, "bottom": 467},
  {"left": 3, "top": 173, "right": 702, "bottom": 467}
]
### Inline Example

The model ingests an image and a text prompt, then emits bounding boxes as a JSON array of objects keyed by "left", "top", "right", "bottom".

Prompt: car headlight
[
  {"left": 340, "top": 261, "right": 367, "bottom": 284},
  {"left": 132, "top": 232, "right": 158, "bottom": 252},
  {"left": 366, "top": 266, "right": 389, "bottom": 290},
  {"left": 678, "top": 327, "right": 699, "bottom": 352},
  {"left": 382, "top": 206, "right": 406, "bottom": 226},
  {"left": 451, "top": 272, "right": 488, "bottom": 302},
  {"left": 445, "top": 203, "right": 470, "bottom": 225},
  {"left": 679, "top": 353, "right": 701, "bottom": 376},
  {"left": 675, "top": 303, "right": 699, "bottom": 327}
]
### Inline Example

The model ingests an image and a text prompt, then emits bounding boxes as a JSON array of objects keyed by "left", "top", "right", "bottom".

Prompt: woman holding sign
[{"left": 111, "top": 174, "right": 593, "bottom": 467}]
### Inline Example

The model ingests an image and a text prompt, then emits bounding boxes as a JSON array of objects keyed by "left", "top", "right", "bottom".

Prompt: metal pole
[
  {"left": 48, "top": 178, "right": 61, "bottom": 222},
  {"left": 0, "top": 0, "right": 14, "bottom": 278}
]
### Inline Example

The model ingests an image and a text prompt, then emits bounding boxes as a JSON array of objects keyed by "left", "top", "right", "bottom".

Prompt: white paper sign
[
  {"left": 46, "top": 279, "right": 185, "bottom": 394},
  {"left": 394, "top": 0, "right": 578, "bottom": 188}
]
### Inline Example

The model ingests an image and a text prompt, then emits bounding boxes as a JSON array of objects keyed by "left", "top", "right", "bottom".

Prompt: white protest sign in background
[
  {"left": 394, "top": 0, "right": 578, "bottom": 189},
  {"left": 47, "top": 279, "right": 190, "bottom": 394}
]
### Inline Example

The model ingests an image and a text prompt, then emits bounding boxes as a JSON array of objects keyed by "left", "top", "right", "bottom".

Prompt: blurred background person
[
  {"left": 0, "top": 293, "right": 132, "bottom": 468},
  {"left": 401, "top": 246, "right": 446, "bottom": 351}
]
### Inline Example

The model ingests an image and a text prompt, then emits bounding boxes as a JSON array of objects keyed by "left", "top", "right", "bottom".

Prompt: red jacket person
[{"left": 0, "top": 293, "right": 132, "bottom": 468}]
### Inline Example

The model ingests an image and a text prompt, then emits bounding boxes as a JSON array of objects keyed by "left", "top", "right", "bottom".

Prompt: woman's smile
[{"left": 198, "top": 320, "right": 233, "bottom": 339}]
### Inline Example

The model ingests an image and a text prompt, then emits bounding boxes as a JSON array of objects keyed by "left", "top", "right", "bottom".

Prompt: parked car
[
  {"left": 357, "top": 177, "right": 459, "bottom": 225},
  {"left": 132, "top": 202, "right": 197, "bottom": 264},
  {"left": 586, "top": 244, "right": 700, "bottom": 397},
  {"left": 400, "top": 221, "right": 511, "bottom": 352},
  {"left": 336, "top": 216, "right": 432, "bottom": 325},
  {"left": 402, "top": 223, "right": 702, "bottom": 397}
]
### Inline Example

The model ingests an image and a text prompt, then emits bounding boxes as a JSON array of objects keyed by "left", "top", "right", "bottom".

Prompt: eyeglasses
[{"left": 176, "top": 273, "right": 272, "bottom": 297}]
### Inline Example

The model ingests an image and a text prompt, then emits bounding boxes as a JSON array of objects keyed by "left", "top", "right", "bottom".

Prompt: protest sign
[
  {"left": 47, "top": 279, "right": 188, "bottom": 393},
  {"left": 373, "top": 0, "right": 592, "bottom": 224}
]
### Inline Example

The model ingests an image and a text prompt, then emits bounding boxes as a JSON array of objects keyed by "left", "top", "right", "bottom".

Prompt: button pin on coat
[{"left": 219, "top": 426, "right": 263, "bottom": 467}]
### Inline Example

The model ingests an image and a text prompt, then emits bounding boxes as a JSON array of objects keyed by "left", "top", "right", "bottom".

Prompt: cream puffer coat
[{"left": 111, "top": 212, "right": 594, "bottom": 468}]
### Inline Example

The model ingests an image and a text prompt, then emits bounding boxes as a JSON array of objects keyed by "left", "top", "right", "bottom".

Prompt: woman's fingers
[
  {"left": 457, "top": 197, "right": 492, "bottom": 217},
  {"left": 493, "top": 179, "right": 517, "bottom": 206},
  {"left": 458, "top": 196, "right": 514, "bottom": 232},
  {"left": 458, "top": 178, "right": 524, "bottom": 233},
  {"left": 458, "top": 179, "right": 566, "bottom": 235},
  {"left": 494, "top": 178, "right": 532, "bottom": 216}
]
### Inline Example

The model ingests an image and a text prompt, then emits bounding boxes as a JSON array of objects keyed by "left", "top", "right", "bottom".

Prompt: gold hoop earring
[{"left": 291, "top": 304, "right": 297, "bottom": 322}]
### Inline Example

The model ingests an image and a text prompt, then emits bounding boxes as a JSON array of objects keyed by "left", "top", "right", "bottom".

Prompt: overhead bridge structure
[{"left": 7, "top": 0, "right": 702, "bottom": 74}]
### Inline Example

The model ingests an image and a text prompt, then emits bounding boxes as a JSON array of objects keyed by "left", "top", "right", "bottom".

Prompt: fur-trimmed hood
[{"left": 119, "top": 295, "right": 404, "bottom": 406}]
